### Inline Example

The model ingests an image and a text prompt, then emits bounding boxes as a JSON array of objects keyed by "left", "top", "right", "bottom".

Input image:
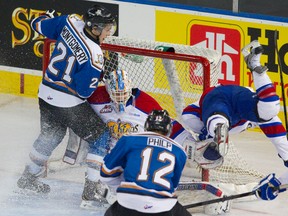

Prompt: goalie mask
[
  {"left": 105, "top": 69, "right": 132, "bottom": 113},
  {"left": 83, "top": 4, "right": 117, "bottom": 37},
  {"left": 144, "top": 110, "right": 172, "bottom": 136}
]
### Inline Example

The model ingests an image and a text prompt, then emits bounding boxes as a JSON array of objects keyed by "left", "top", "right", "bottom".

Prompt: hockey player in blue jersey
[
  {"left": 17, "top": 5, "right": 116, "bottom": 196},
  {"left": 171, "top": 40, "right": 288, "bottom": 201},
  {"left": 80, "top": 69, "right": 163, "bottom": 210},
  {"left": 100, "top": 110, "right": 191, "bottom": 216}
]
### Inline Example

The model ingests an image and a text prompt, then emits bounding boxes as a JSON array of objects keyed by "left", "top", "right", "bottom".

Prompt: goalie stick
[
  {"left": 177, "top": 182, "right": 223, "bottom": 197},
  {"left": 183, "top": 184, "right": 288, "bottom": 209}
]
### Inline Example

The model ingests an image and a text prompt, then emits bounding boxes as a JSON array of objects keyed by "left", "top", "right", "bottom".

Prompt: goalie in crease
[
  {"left": 170, "top": 40, "right": 288, "bottom": 201},
  {"left": 67, "top": 68, "right": 163, "bottom": 210}
]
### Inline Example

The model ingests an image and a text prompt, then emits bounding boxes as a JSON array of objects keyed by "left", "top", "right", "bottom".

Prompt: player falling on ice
[{"left": 171, "top": 40, "right": 288, "bottom": 201}]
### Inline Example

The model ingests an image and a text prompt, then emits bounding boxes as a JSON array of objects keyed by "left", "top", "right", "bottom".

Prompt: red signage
[{"left": 190, "top": 24, "right": 241, "bottom": 85}]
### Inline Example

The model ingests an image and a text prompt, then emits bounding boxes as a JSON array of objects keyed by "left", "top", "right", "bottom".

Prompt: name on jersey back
[
  {"left": 147, "top": 137, "right": 172, "bottom": 151},
  {"left": 61, "top": 26, "right": 88, "bottom": 64}
]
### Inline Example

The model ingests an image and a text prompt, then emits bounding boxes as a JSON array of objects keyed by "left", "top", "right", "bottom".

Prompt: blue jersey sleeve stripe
[{"left": 101, "top": 164, "right": 123, "bottom": 177}]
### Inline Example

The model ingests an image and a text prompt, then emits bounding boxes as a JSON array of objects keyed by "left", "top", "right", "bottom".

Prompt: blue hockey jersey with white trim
[
  {"left": 31, "top": 14, "right": 103, "bottom": 106},
  {"left": 100, "top": 132, "right": 187, "bottom": 213}
]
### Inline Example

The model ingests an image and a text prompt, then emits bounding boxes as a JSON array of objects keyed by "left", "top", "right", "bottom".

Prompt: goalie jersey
[
  {"left": 88, "top": 86, "right": 162, "bottom": 148},
  {"left": 100, "top": 132, "right": 187, "bottom": 213},
  {"left": 31, "top": 14, "right": 103, "bottom": 107}
]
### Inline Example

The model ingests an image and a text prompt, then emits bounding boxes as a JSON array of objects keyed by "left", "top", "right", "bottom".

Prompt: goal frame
[{"left": 41, "top": 37, "right": 218, "bottom": 182}]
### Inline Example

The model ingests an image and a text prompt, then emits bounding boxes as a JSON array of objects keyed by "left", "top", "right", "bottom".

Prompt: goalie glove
[
  {"left": 253, "top": 173, "right": 286, "bottom": 200},
  {"left": 184, "top": 139, "right": 224, "bottom": 170},
  {"left": 45, "top": 9, "right": 58, "bottom": 18}
]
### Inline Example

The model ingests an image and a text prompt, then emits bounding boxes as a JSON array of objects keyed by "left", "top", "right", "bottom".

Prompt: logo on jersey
[
  {"left": 100, "top": 105, "right": 113, "bottom": 113},
  {"left": 107, "top": 119, "right": 139, "bottom": 139},
  {"left": 144, "top": 204, "right": 153, "bottom": 209},
  {"left": 47, "top": 95, "right": 53, "bottom": 100},
  {"left": 190, "top": 24, "right": 241, "bottom": 85}
]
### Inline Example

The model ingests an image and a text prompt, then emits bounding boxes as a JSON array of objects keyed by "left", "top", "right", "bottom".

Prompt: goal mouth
[
  {"left": 42, "top": 36, "right": 264, "bottom": 201},
  {"left": 101, "top": 36, "right": 221, "bottom": 121}
]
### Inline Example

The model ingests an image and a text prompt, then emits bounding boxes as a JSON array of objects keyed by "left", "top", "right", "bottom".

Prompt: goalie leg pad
[{"left": 89, "top": 128, "right": 111, "bottom": 157}]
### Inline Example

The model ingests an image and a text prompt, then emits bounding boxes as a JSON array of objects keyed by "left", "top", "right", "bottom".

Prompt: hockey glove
[
  {"left": 254, "top": 173, "right": 286, "bottom": 200},
  {"left": 45, "top": 9, "right": 58, "bottom": 18},
  {"left": 193, "top": 139, "right": 224, "bottom": 169}
]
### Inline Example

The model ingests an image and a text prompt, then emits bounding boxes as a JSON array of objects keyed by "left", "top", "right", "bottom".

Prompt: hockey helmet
[
  {"left": 144, "top": 110, "right": 172, "bottom": 136},
  {"left": 83, "top": 4, "right": 116, "bottom": 35},
  {"left": 105, "top": 69, "right": 132, "bottom": 113}
]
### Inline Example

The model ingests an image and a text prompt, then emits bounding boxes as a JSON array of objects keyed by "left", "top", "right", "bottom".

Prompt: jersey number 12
[{"left": 137, "top": 147, "right": 175, "bottom": 189}]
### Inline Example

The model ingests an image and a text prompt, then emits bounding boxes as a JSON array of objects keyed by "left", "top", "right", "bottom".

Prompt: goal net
[{"left": 42, "top": 36, "right": 264, "bottom": 191}]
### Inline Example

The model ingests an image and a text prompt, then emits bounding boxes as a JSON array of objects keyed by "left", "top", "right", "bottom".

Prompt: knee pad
[{"left": 258, "top": 100, "right": 280, "bottom": 121}]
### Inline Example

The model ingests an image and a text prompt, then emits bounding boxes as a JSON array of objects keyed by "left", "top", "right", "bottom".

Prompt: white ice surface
[{"left": 0, "top": 93, "right": 287, "bottom": 216}]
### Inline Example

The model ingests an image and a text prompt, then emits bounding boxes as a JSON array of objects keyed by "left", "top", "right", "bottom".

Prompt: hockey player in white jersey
[
  {"left": 17, "top": 5, "right": 116, "bottom": 194},
  {"left": 170, "top": 40, "right": 288, "bottom": 201},
  {"left": 100, "top": 110, "right": 191, "bottom": 216},
  {"left": 79, "top": 69, "right": 163, "bottom": 209}
]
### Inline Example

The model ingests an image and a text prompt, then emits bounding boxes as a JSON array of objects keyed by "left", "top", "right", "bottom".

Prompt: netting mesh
[
  {"left": 102, "top": 36, "right": 221, "bottom": 120},
  {"left": 209, "top": 141, "right": 264, "bottom": 184},
  {"left": 101, "top": 36, "right": 264, "bottom": 185}
]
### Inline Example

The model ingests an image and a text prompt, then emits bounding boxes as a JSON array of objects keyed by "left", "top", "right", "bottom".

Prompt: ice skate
[
  {"left": 241, "top": 40, "right": 268, "bottom": 74},
  {"left": 213, "top": 123, "right": 229, "bottom": 156},
  {"left": 80, "top": 178, "right": 111, "bottom": 210},
  {"left": 17, "top": 166, "right": 50, "bottom": 193}
]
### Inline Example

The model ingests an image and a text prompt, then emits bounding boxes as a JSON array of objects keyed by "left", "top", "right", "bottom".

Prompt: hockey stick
[
  {"left": 178, "top": 182, "right": 223, "bottom": 197},
  {"left": 177, "top": 182, "right": 223, "bottom": 197},
  {"left": 183, "top": 184, "right": 288, "bottom": 209},
  {"left": 274, "top": 30, "right": 288, "bottom": 138}
]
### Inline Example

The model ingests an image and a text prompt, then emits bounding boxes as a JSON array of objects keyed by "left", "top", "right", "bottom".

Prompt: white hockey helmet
[{"left": 105, "top": 69, "right": 132, "bottom": 113}]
